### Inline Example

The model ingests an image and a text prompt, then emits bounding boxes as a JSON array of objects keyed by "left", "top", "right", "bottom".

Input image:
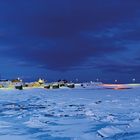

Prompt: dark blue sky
[{"left": 0, "top": 0, "right": 140, "bottom": 82}]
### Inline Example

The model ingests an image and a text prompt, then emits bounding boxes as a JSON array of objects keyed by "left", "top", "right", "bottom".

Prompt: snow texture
[{"left": 0, "top": 86, "right": 140, "bottom": 140}]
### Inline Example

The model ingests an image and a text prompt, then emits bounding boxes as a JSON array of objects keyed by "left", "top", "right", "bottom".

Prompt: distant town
[{"left": 0, "top": 78, "right": 139, "bottom": 90}]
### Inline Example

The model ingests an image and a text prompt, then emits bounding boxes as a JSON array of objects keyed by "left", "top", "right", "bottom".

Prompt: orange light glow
[{"left": 102, "top": 84, "right": 130, "bottom": 90}]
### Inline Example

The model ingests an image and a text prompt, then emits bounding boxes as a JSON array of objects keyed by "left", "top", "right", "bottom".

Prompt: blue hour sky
[{"left": 0, "top": 0, "right": 140, "bottom": 83}]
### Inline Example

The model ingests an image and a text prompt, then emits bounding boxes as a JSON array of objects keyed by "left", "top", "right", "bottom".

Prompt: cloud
[
  {"left": 0, "top": 0, "right": 140, "bottom": 73},
  {"left": 4, "top": 35, "right": 125, "bottom": 70},
  {"left": 6, "top": 0, "right": 139, "bottom": 39}
]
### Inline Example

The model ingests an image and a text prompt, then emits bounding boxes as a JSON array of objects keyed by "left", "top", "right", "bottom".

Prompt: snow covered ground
[{"left": 0, "top": 86, "right": 140, "bottom": 140}]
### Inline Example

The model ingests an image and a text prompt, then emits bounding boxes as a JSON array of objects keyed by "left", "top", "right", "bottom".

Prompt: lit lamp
[
  {"left": 76, "top": 78, "right": 78, "bottom": 83},
  {"left": 96, "top": 78, "right": 99, "bottom": 82},
  {"left": 132, "top": 78, "right": 136, "bottom": 83},
  {"left": 38, "top": 78, "right": 44, "bottom": 84}
]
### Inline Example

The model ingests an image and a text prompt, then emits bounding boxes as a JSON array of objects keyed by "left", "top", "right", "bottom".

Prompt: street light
[
  {"left": 96, "top": 78, "right": 99, "bottom": 82},
  {"left": 76, "top": 78, "right": 79, "bottom": 83},
  {"left": 132, "top": 78, "right": 136, "bottom": 83}
]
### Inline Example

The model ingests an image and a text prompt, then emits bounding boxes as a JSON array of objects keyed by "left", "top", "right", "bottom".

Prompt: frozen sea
[{"left": 0, "top": 87, "right": 140, "bottom": 140}]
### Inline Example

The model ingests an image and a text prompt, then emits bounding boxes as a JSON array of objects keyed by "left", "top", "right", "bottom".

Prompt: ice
[
  {"left": 0, "top": 135, "right": 31, "bottom": 140},
  {"left": 97, "top": 126, "right": 123, "bottom": 138},
  {"left": 0, "top": 121, "right": 11, "bottom": 128},
  {"left": 0, "top": 86, "right": 139, "bottom": 139},
  {"left": 74, "top": 133, "right": 101, "bottom": 140}
]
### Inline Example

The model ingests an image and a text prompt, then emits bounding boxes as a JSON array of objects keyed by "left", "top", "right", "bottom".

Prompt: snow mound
[{"left": 97, "top": 126, "right": 123, "bottom": 138}]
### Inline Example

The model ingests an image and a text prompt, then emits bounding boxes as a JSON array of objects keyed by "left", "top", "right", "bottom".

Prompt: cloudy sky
[{"left": 0, "top": 0, "right": 140, "bottom": 82}]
